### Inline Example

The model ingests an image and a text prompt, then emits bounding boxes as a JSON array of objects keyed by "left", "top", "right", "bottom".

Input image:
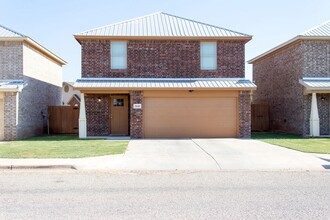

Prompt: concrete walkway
[{"left": 0, "top": 139, "right": 329, "bottom": 171}]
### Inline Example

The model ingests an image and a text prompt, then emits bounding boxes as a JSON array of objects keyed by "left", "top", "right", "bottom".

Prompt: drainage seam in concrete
[{"left": 191, "top": 139, "right": 222, "bottom": 170}]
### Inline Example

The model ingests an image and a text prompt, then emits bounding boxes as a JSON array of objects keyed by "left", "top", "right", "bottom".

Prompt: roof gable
[
  {"left": 75, "top": 12, "right": 251, "bottom": 39},
  {"left": 249, "top": 19, "right": 330, "bottom": 63},
  {"left": 0, "top": 24, "right": 66, "bottom": 65}
]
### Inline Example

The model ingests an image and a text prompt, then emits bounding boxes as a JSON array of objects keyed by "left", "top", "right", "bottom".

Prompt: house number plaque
[{"left": 133, "top": 104, "right": 142, "bottom": 109}]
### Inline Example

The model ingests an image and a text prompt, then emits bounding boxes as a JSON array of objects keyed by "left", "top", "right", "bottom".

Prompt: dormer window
[
  {"left": 111, "top": 42, "right": 127, "bottom": 69},
  {"left": 200, "top": 42, "right": 217, "bottom": 70}
]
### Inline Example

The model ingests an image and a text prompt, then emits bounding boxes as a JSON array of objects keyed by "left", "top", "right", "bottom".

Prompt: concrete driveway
[{"left": 112, "top": 138, "right": 330, "bottom": 171}]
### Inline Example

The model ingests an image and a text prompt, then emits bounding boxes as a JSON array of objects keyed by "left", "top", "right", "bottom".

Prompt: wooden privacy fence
[
  {"left": 251, "top": 104, "right": 269, "bottom": 131},
  {"left": 48, "top": 106, "right": 79, "bottom": 134}
]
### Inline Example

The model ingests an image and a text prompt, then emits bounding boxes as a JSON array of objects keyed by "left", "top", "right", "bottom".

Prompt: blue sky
[{"left": 1, "top": 0, "right": 329, "bottom": 81}]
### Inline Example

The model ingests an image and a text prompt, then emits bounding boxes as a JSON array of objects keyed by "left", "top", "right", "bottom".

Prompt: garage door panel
[{"left": 144, "top": 97, "right": 237, "bottom": 138}]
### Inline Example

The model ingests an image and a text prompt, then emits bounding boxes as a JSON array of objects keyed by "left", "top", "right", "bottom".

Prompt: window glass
[
  {"left": 200, "top": 42, "right": 217, "bottom": 70},
  {"left": 113, "top": 99, "right": 124, "bottom": 107},
  {"left": 111, "top": 42, "right": 127, "bottom": 69}
]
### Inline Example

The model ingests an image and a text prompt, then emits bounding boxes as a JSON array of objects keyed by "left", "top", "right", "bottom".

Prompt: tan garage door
[{"left": 144, "top": 97, "right": 237, "bottom": 138}]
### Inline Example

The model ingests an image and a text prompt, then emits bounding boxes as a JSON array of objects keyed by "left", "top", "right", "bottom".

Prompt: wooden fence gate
[
  {"left": 48, "top": 106, "right": 79, "bottom": 134},
  {"left": 251, "top": 104, "right": 269, "bottom": 131}
]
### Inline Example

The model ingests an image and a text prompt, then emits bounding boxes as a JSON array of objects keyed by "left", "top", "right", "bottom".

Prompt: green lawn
[
  {"left": 252, "top": 132, "right": 330, "bottom": 154},
  {"left": 0, "top": 135, "right": 129, "bottom": 158}
]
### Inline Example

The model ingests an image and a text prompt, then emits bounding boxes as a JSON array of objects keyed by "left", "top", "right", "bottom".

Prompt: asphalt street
[{"left": 0, "top": 170, "right": 329, "bottom": 220}]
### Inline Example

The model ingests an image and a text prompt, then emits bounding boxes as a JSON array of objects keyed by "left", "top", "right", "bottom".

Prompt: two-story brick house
[
  {"left": 0, "top": 25, "right": 66, "bottom": 140},
  {"left": 249, "top": 20, "right": 330, "bottom": 137},
  {"left": 74, "top": 12, "right": 256, "bottom": 139}
]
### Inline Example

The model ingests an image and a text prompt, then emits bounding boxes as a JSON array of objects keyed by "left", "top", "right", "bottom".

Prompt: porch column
[
  {"left": 79, "top": 93, "right": 87, "bottom": 138},
  {"left": 310, "top": 92, "right": 320, "bottom": 137}
]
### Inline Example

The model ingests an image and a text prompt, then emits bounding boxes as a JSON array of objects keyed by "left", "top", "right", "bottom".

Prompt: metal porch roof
[
  {"left": 74, "top": 78, "right": 256, "bottom": 90},
  {"left": 299, "top": 78, "right": 330, "bottom": 91},
  {"left": 0, "top": 80, "right": 26, "bottom": 92}
]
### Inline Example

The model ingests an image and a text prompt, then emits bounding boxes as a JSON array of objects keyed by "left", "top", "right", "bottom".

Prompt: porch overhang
[
  {"left": 299, "top": 77, "right": 330, "bottom": 94},
  {"left": 299, "top": 77, "right": 330, "bottom": 137},
  {"left": 73, "top": 78, "right": 256, "bottom": 92},
  {"left": 0, "top": 80, "right": 27, "bottom": 92}
]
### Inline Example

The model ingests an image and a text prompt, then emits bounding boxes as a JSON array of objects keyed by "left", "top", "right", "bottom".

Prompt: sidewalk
[
  {"left": 1, "top": 139, "right": 330, "bottom": 171},
  {"left": 0, "top": 154, "right": 125, "bottom": 170}
]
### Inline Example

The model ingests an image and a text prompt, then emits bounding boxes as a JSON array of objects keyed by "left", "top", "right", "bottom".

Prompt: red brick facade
[
  {"left": 0, "top": 41, "right": 63, "bottom": 140},
  {"left": 239, "top": 91, "right": 252, "bottom": 138},
  {"left": 4, "top": 92, "right": 17, "bottom": 141},
  {"left": 130, "top": 91, "right": 143, "bottom": 138},
  {"left": 252, "top": 40, "right": 330, "bottom": 136},
  {"left": 81, "top": 39, "right": 251, "bottom": 138},
  {"left": 81, "top": 40, "right": 245, "bottom": 78},
  {"left": 86, "top": 94, "right": 110, "bottom": 136}
]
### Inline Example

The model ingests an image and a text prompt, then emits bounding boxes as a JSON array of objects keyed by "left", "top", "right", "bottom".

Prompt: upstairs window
[
  {"left": 200, "top": 42, "right": 217, "bottom": 70},
  {"left": 111, "top": 42, "right": 127, "bottom": 69}
]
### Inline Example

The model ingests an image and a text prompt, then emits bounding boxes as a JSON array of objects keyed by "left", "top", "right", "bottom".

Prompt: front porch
[
  {"left": 300, "top": 78, "right": 330, "bottom": 137},
  {"left": 78, "top": 91, "right": 143, "bottom": 139},
  {"left": 74, "top": 78, "right": 256, "bottom": 139}
]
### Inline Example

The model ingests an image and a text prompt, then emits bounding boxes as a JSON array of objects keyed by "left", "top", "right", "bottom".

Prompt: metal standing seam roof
[
  {"left": 0, "top": 25, "right": 25, "bottom": 37},
  {"left": 248, "top": 20, "right": 330, "bottom": 64},
  {"left": 299, "top": 78, "right": 330, "bottom": 90},
  {"left": 74, "top": 78, "right": 256, "bottom": 90},
  {"left": 300, "top": 20, "right": 330, "bottom": 37},
  {"left": 0, "top": 24, "right": 66, "bottom": 65},
  {"left": 0, "top": 80, "right": 26, "bottom": 91},
  {"left": 75, "top": 12, "right": 251, "bottom": 39}
]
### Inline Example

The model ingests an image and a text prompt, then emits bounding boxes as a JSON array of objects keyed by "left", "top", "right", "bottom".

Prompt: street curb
[{"left": 0, "top": 165, "right": 76, "bottom": 170}]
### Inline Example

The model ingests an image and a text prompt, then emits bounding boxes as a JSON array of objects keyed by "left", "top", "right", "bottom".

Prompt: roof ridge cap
[
  {"left": 75, "top": 12, "right": 164, "bottom": 35},
  {"left": 160, "top": 12, "right": 251, "bottom": 37},
  {"left": 75, "top": 12, "right": 251, "bottom": 37}
]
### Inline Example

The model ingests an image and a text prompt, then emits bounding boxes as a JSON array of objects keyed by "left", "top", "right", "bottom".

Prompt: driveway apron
[
  {"left": 116, "top": 139, "right": 220, "bottom": 170},
  {"left": 192, "top": 138, "right": 329, "bottom": 170}
]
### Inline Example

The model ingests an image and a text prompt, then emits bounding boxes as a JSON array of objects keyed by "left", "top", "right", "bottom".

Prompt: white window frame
[
  {"left": 200, "top": 42, "right": 217, "bottom": 70},
  {"left": 111, "top": 41, "right": 127, "bottom": 69}
]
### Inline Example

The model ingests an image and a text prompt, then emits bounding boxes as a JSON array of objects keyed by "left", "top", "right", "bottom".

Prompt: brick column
[
  {"left": 4, "top": 92, "right": 18, "bottom": 140},
  {"left": 239, "top": 91, "right": 252, "bottom": 138},
  {"left": 130, "top": 91, "right": 143, "bottom": 138}
]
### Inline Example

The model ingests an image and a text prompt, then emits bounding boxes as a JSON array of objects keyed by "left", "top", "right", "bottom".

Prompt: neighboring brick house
[
  {"left": 249, "top": 20, "right": 330, "bottom": 137},
  {"left": 62, "top": 82, "right": 80, "bottom": 106},
  {"left": 0, "top": 25, "right": 66, "bottom": 140},
  {"left": 74, "top": 12, "right": 256, "bottom": 138}
]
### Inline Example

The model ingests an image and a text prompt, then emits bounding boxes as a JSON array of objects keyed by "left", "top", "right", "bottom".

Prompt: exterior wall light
[{"left": 97, "top": 97, "right": 102, "bottom": 102}]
